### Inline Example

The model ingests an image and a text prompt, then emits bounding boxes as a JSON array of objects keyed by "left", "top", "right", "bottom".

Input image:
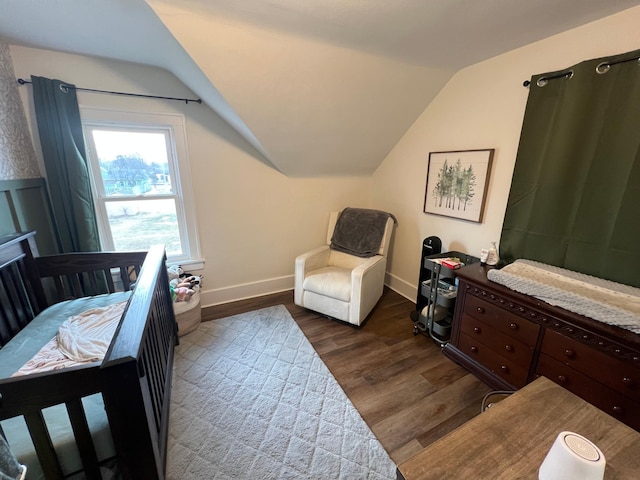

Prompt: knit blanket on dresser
[{"left": 487, "top": 259, "right": 640, "bottom": 334}]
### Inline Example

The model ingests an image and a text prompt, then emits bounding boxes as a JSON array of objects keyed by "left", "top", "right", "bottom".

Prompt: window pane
[
  {"left": 105, "top": 199, "right": 182, "bottom": 255},
  {"left": 91, "top": 130, "right": 173, "bottom": 196}
]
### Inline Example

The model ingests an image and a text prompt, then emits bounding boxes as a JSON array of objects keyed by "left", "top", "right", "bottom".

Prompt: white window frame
[{"left": 81, "top": 107, "right": 201, "bottom": 267}]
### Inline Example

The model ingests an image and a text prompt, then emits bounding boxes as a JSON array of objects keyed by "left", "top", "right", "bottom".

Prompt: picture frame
[{"left": 423, "top": 149, "right": 494, "bottom": 223}]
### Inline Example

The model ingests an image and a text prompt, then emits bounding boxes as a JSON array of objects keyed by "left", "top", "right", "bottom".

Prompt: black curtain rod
[
  {"left": 522, "top": 70, "right": 572, "bottom": 88},
  {"left": 523, "top": 53, "right": 640, "bottom": 87},
  {"left": 17, "top": 78, "right": 202, "bottom": 104}
]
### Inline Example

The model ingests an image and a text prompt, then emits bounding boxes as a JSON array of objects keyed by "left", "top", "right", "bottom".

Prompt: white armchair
[{"left": 294, "top": 210, "right": 395, "bottom": 326}]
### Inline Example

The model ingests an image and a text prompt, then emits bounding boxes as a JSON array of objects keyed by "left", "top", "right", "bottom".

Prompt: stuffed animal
[
  {"left": 176, "top": 275, "right": 201, "bottom": 290},
  {"left": 169, "top": 273, "right": 202, "bottom": 302},
  {"left": 175, "top": 286, "right": 195, "bottom": 302},
  {"left": 167, "top": 265, "right": 183, "bottom": 282}
]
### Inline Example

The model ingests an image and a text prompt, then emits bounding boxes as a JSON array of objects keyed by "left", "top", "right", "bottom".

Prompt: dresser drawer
[
  {"left": 541, "top": 329, "right": 640, "bottom": 402},
  {"left": 458, "top": 333, "right": 529, "bottom": 388},
  {"left": 536, "top": 354, "right": 640, "bottom": 431},
  {"left": 460, "top": 313, "right": 535, "bottom": 368},
  {"left": 463, "top": 294, "right": 540, "bottom": 346}
]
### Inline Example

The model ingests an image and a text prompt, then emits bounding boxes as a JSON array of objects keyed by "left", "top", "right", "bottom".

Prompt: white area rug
[{"left": 167, "top": 305, "right": 396, "bottom": 479}]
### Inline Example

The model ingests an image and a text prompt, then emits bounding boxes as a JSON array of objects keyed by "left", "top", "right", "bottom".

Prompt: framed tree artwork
[{"left": 423, "top": 149, "right": 494, "bottom": 223}]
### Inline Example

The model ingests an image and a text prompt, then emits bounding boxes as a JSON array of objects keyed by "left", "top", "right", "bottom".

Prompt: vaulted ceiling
[{"left": 1, "top": 0, "right": 638, "bottom": 176}]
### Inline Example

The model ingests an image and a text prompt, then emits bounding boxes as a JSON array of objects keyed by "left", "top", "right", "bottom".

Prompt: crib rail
[
  {"left": 0, "top": 234, "right": 177, "bottom": 480},
  {"left": 0, "top": 363, "right": 105, "bottom": 479},
  {"left": 35, "top": 250, "right": 148, "bottom": 304},
  {"left": 101, "top": 244, "right": 177, "bottom": 479}
]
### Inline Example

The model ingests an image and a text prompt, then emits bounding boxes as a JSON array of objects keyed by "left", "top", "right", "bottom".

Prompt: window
[{"left": 82, "top": 108, "right": 200, "bottom": 266}]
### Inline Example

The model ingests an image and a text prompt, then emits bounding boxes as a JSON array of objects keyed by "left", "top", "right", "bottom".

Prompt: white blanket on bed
[
  {"left": 12, "top": 301, "right": 127, "bottom": 377},
  {"left": 487, "top": 260, "right": 640, "bottom": 334},
  {"left": 57, "top": 301, "right": 127, "bottom": 362}
]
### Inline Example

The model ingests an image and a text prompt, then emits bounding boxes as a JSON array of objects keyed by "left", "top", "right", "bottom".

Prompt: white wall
[
  {"left": 374, "top": 5, "right": 640, "bottom": 300},
  {"left": 149, "top": 0, "right": 454, "bottom": 177},
  {"left": 10, "top": 45, "right": 372, "bottom": 306}
]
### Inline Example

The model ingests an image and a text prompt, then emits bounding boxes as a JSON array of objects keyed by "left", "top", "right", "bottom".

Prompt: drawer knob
[
  {"left": 518, "top": 307, "right": 525, "bottom": 313},
  {"left": 470, "top": 346, "right": 478, "bottom": 353},
  {"left": 500, "top": 365, "right": 509, "bottom": 373},
  {"left": 509, "top": 322, "right": 518, "bottom": 331},
  {"left": 564, "top": 349, "right": 575, "bottom": 358},
  {"left": 473, "top": 327, "right": 481, "bottom": 334},
  {"left": 557, "top": 375, "right": 567, "bottom": 383},
  {"left": 476, "top": 307, "right": 485, "bottom": 314},
  {"left": 622, "top": 377, "right": 633, "bottom": 385},
  {"left": 612, "top": 406, "right": 624, "bottom": 415},
  {"left": 505, "top": 344, "right": 513, "bottom": 352}
]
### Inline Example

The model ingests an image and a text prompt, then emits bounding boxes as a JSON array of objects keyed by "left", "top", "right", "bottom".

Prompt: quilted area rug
[{"left": 166, "top": 305, "right": 396, "bottom": 479}]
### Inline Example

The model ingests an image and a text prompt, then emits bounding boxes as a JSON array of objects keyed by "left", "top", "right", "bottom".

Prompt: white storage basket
[{"left": 173, "top": 290, "right": 201, "bottom": 336}]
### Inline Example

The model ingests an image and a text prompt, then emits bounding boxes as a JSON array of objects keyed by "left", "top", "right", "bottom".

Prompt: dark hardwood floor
[{"left": 201, "top": 287, "right": 492, "bottom": 465}]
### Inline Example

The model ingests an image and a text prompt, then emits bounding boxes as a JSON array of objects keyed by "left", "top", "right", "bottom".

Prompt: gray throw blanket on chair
[{"left": 330, "top": 208, "right": 397, "bottom": 258}]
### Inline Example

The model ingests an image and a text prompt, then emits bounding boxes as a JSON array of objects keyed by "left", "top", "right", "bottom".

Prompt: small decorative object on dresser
[{"left": 443, "top": 263, "right": 640, "bottom": 431}]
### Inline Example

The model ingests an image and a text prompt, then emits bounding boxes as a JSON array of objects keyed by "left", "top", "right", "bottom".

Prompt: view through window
[{"left": 83, "top": 115, "right": 196, "bottom": 262}]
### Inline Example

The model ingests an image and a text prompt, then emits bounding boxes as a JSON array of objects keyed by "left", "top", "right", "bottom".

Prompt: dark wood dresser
[{"left": 443, "top": 263, "right": 640, "bottom": 431}]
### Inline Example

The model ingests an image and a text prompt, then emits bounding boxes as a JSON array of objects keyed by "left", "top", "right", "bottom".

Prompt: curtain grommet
[{"left": 596, "top": 62, "right": 611, "bottom": 75}]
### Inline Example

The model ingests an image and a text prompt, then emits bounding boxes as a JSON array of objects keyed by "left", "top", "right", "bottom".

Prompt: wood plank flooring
[{"left": 201, "top": 288, "right": 492, "bottom": 465}]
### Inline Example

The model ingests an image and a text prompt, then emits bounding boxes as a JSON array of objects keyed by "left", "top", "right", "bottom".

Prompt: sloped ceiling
[{"left": 1, "top": 0, "right": 638, "bottom": 176}]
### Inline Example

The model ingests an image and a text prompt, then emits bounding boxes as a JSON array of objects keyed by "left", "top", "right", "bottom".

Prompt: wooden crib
[{"left": 0, "top": 231, "right": 178, "bottom": 479}]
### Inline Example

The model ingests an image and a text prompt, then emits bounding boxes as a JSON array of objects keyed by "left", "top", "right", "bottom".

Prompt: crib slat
[
  {"left": 50, "top": 275, "right": 66, "bottom": 300},
  {"left": 15, "top": 258, "right": 43, "bottom": 316},
  {"left": 71, "top": 274, "right": 84, "bottom": 297},
  {"left": 104, "top": 268, "right": 116, "bottom": 292},
  {"left": 66, "top": 399, "right": 101, "bottom": 480},
  {"left": 0, "top": 264, "right": 38, "bottom": 346},
  {"left": 144, "top": 329, "right": 163, "bottom": 430},
  {"left": 87, "top": 272, "right": 99, "bottom": 296},
  {"left": 24, "top": 410, "right": 64, "bottom": 480},
  {"left": 119, "top": 266, "right": 131, "bottom": 291}
]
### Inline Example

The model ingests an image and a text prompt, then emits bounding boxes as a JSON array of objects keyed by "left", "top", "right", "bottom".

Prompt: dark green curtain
[
  {"left": 31, "top": 76, "right": 100, "bottom": 253},
  {"left": 500, "top": 49, "right": 640, "bottom": 287}
]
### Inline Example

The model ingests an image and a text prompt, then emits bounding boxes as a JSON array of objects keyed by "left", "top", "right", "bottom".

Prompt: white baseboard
[
  {"left": 201, "top": 272, "right": 418, "bottom": 308},
  {"left": 200, "top": 274, "right": 295, "bottom": 307},
  {"left": 384, "top": 272, "right": 417, "bottom": 302}
]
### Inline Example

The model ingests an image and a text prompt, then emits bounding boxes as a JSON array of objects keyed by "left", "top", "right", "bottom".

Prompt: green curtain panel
[
  {"left": 500, "top": 49, "right": 640, "bottom": 287},
  {"left": 31, "top": 76, "right": 100, "bottom": 253}
]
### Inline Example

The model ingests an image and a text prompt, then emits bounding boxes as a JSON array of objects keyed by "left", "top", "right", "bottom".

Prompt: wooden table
[{"left": 396, "top": 377, "right": 640, "bottom": 479}]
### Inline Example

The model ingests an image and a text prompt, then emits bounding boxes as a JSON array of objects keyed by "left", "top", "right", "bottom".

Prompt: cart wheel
[{"left": 413, "top": 325, "right": 419, "bottom": 335}]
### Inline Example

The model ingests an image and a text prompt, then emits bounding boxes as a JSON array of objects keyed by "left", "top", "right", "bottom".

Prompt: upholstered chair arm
[
  {"left": 348, "top": 255, "right": 387, "bottom": 325},
  {"left": 294, "top": 246, "right": 331, "bottom": 304}
]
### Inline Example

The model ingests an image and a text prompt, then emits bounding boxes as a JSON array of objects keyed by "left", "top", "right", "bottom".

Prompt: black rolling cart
[{"left": 412, "top": 242, "right": 479, "bottom": 347}]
